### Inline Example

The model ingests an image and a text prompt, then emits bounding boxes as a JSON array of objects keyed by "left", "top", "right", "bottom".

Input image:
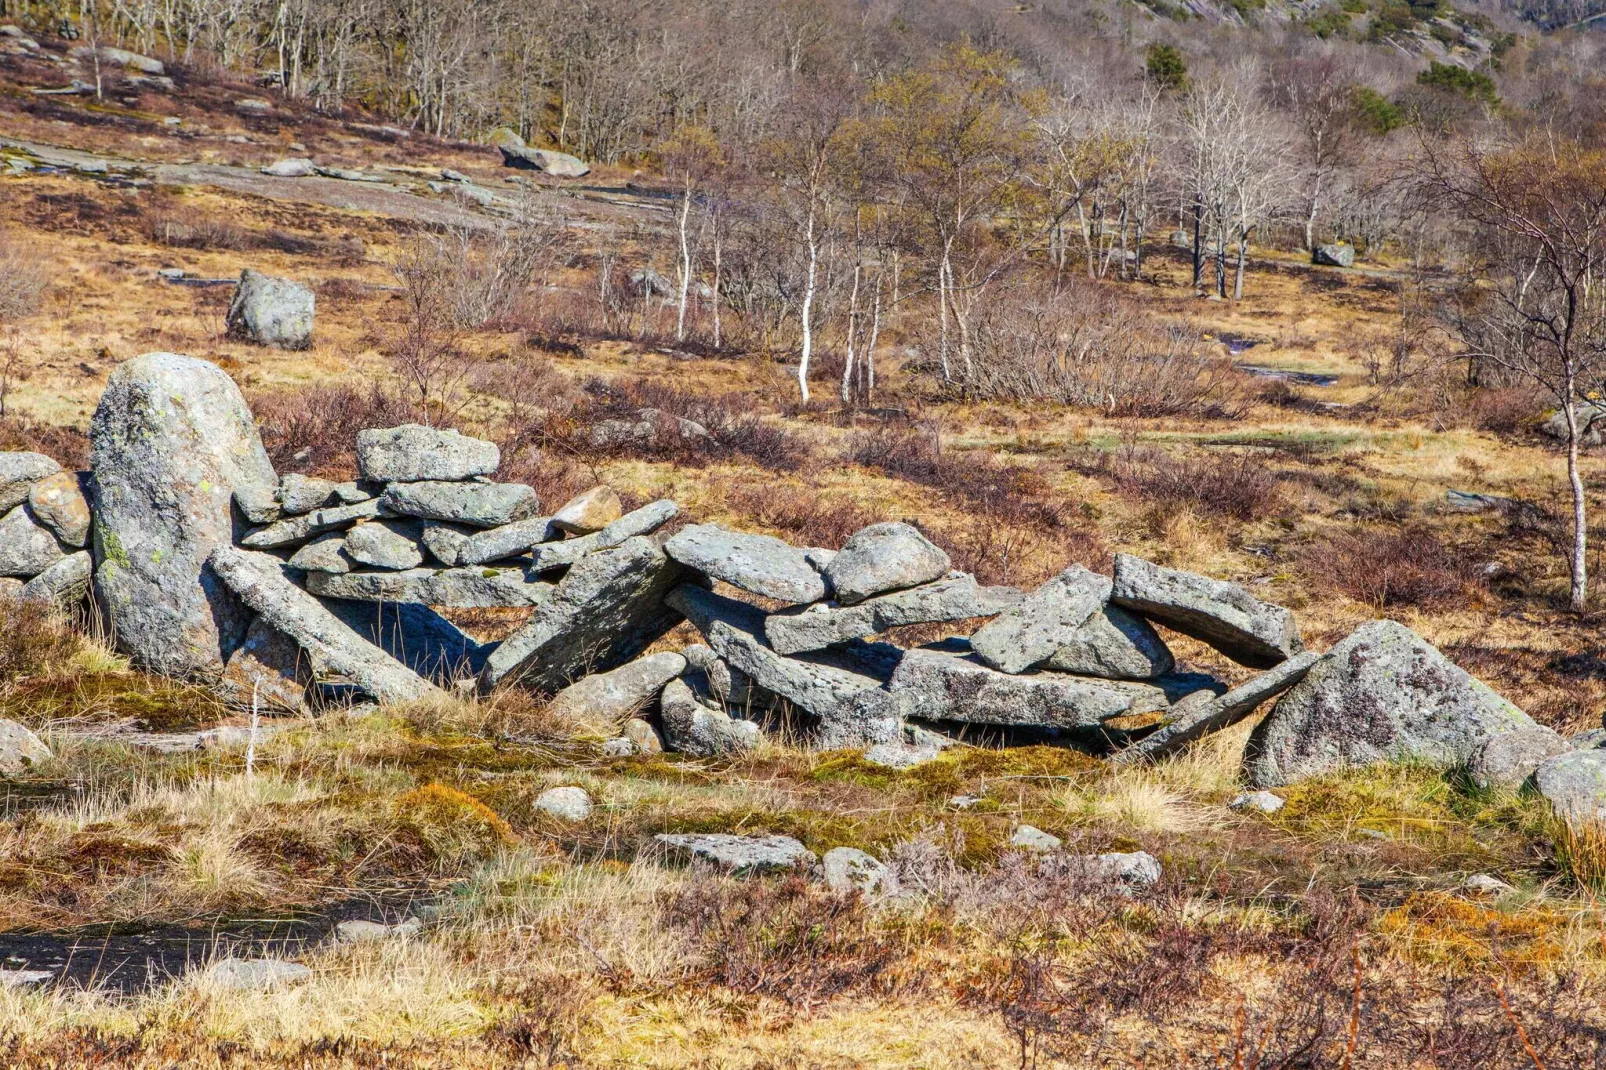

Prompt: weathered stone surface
[
  {"left": 355, "top": 425, "right": 499, "bottom": 483},
  {"left": 654, "top": 833, "right": 814, "bottom": 875},
  {"left": 824, "top": 522, "right": 950, "bottom": 605},
  {"left": 1043, "top": 604, "right": 1174, "bottom": 680},
  {"left": 534, "top": 786, "right": 593, "bottom": 822},
  {"left": 551, "top": 485, "right": 622, "bottom": 535},
  {"left": 73, "top": 44, "right": 165, "bottom": 74},
  {"left": 380, "top": 481, "right": 538, "bottom": 528},
  {"left": 234, "top": 484, "right": 281, "bottom": 525},
  {"left": 1245, "top": 621, "right": 1538, "bottom": 788},
  {"left": 226, "top": 269, "right": 314, "bottom": 349},
  {"left": 0, "top": 970, "right": 53, "bottom": 989},
  {"left": 1313, "top": 242, "right": 1355, "bottom": 268},
  {"left": 1116, "top": 651, "right": 1320, "bottom": 764},
  {"left": 278, "top": 473, "right": 368, "bottom": 515},
  {"left": 0, "top": 505, "right": 66, "bottom": 576},
  {"left": 324, "top": 599, "right": 489, "bottom": 681},
  {"left": 260, "top": 157, "right": 314, "bottom": 177},
  {"left": 208, "top": 958, "right": 311, "bottom": 991},
  {"left": 0, "top": 717, "right": 51, "bottom": 774},
  {"left": 822, "top": 847, "right": 895, "bottom": 895},
  {"left": 659, "top": 677, "right": 761, "bottom": 756},
  {"left": 1111, "top": 554, "right": 1302, "bottom": 669},
  {"left": 681, "top": 643, "right": 755, "bottom": 708},
  {"left": 0, "top": 452, "right": 62, "bottom": 512},
  {"left": 1468, "top": 726, "right": 1571, "bottom": 793},
  {"left": 548, "top": 651, "right": 687, "bottom": 728},
  {"left": 209, "top": 547, "right": 440, "bottom": 704},
  {"left": 91, "top": 353, "right": 278, "bottom": 679},
  {"left": 1534, "top": 748, "right": 1606, "bottom": 824},
  {"left": 970, "top": 566, "right": 1109, "bottom": 674},
  {"left": 1012, "top": 825, "right": 1062, "bottom": 851},
  {"left": 27, "top": 471, "right": 90, "bottom": 547},
  {"left": 454, "top": 516, "right": 552, "bottom": 566},
  {"left": 217, "top": 615, "right": 310, "bottom": 713},
  {"left": 587, "top": 408, "right": 711, "bottom": 449},
  {"left": 1464, "top": 874, "right": 1514, "bottom": 897},
  {"left": 240, "top": 500, "right": 382, "bottom": 549},
  {"left": 481, "top": 536, "right": 691, "bottom": 693},
  {"left": 308, "top": 567, "right": 551, "bottom": 608},
  {"left": 498, "top": 144, "right": 591, "bottom": 177},
  {"left": 343, "top": 521, "right": 424, "bottom": 570},
  {"left": 765, "top": 574, "right": 1022, "bottom": 655},
  {"left": 419, "top": 521, "right": 478, "bottom": 567},
  {"left": 286, "top": 532, "right": 351, "bottom": 573},
  {"left": 889, "top": 646, "right": 1167, "bottom": 729},
  {"left": 21, "top": 550, "right": 91, "bottom": 606},
  {"left": 526, "top": 500, "right": 679, "bottom": 572},
  {"left": 1230, "top": 790, "right": 1285, "bottom": 813},
  {"left": 665, "top": 523, "right": 827, "bottom": 604},
  {"left": 1081, "top": 851, "right": 1162, "bottom": 888},
  {"left": 622, "top": 717, "right": 664, "bottom": 754},
  {"left": 333, "top": 919, "right": 422, "bottom": 943}
]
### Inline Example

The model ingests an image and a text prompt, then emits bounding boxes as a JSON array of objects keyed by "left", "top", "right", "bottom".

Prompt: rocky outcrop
[
  {"left": 498, "top": 144, "right": 591, "bottom": 177},
  {"left": 970, "top": 565, "right": 1111, "bottom": 674},
  {"left": 1111, "top": 554, "right": 1301, "bottom": 669},
  {"left": 225, "top": 269, "right": 315, "bottom": 350}
]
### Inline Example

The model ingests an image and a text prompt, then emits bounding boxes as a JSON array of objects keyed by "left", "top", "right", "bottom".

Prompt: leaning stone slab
[
  {"left": 91, "top": 353, "right": 277, "bottom": 679},
  {"left": 307, "top": 566, "right": 551, "bottom": 608},
  {"left": 1245, "top": 620, "right": 1537, "bottom": 788},
  {"left": 1043, "top": 604, "right": 1174, "bottom": 680},
  {"left": 1111, "top": 554, "right": 1301, "bottom": 669},
  {"left": 21, "top": 550, "right": 91, "bottom": 606},
  {"left": 419, "top": 521, "right": 479, "bottom": 567},
  {"left": 889, "top": 646, "right": 1168, "bottom": 729},
  {"left": 480, "top": 536, "right": 692, "bottom": 693},
  {"left": 0, "top": 452, "right": 60, "bottom": 513},
  {"left": 1535, "top": 748, "right": 1606, "bottom": 825},
  {"left": 209, "top": 547, "right": 440, "bottom": 704},
  {"left": 27, "top": 471, "right": 90, "bottom": 547},
  {"left": 654, "top": 833, "right": 813, "bottom": 875},
  {"left": 380, "top": 481, "right": 538, "bottom": 528},
  {"left": 548, "top": 651, "right": 687, "bottom": 729},
  {"left": 455, "top": 516, "right": 553, "bottom": 566},
  {"left": 824, "top": 522, "right": 950, "bottom": 605},
  {"left": 225, "top": 269, "right": 314, "bottom": 350},
  {"left": 0, "top": 717, "right": 51, "bottom": 774},
  {"left": 0, "top": 504, "right": 66, "bottom": 577},
  {"left": 659, "top": 677, "right": 761, "bottom": 757},
  {"left": 355, "top": 425, "right": 499, "bottom": 483},
  {"left": 216, "top": 615, "right": 311, "bottom": 713},
  {"left": 552, "top": 485, "right": 621, "bottom": 535},
  {"left": 765, "top": 573, "right": 1022, "bottom": 655},
  {"left": 664, "top": 523, "right": 827, "bottom": 604},
  {"left": 525, "top": 499, "right": 679, "bottom": 572},
  {"left": 969, "top": 565, "right": 1109, "bottom": 674},
  {"left": 240, "top": 500, "right": 382, "bottom": 549},
  {"left": 343, "top": 520, "right": 424, "bottom": 570},
  {"left": 1116, "top": 651, "right": 1320, "bottom": 763}
]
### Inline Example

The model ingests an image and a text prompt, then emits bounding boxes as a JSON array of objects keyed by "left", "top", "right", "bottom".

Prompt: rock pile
[{"left": 0, "top": 452, "right": 91, "bottom": 607}]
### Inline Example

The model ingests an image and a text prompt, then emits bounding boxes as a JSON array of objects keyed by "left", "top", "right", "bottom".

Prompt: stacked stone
[{"left": 0, "top": 453, "right": 92, "bottom": 607}]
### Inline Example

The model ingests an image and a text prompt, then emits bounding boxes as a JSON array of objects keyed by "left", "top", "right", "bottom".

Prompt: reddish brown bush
[
  {"left": 847, "top": 426, "right": 1067, "bottom": 531},
  {"left": 252, "top": 383, "right": 414, "bottom": 475},
  {"left": 1088, "top": 445, "right": 1285, "bottom": 522},
  {"left": 0, "top": 416, "right": 88, "bottom": 469},
  {"left": 1302, "top": 525, "right": 1485, "bottom": 609}
]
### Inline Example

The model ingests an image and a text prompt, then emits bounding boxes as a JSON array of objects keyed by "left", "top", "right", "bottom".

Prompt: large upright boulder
[
  {"left": 225, "top": 269, "right": 315, "bottom": 350},
  {"left": 91, "top": 353, "right": 277, "bottom": 680}
]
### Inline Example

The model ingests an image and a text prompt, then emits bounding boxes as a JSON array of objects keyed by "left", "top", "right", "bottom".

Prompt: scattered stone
[
  {"left": 380, "top": 480, "right": 538, "bottom": 527},
  {"left": 287, "top": 532, "right": 351, "bottom": 574},
  {"left": 240, "top": 500, "right": 383, "bottom": 549},
  {"left": 226, "top": 269, "right": 314, "bottom": 350},
  {"left": 92, "top": 353, "right": 277, "bottom": 679},
  {"left": 279, "top": 473, "right": 368, "bottom": 515},
  {"left": 824, "top": 522, "right": 950, "bottom": 605},
  {"left": 343, "top": 521, "right": 424, "bottom": 571},
  {"left": 1541, "top": 402, "right": 1606, "bottom": 447},
  {"left": 822, "top": 847, "right": 895, "bottom": 895},
  {"left": 333, "top": 919, "right": 422, "bottom": 943},
  {"left": 217, "top": 616, "right": 310, "bottom": 713},
  {"left": 950, "top": 794, "right": 983, "bottom": 809},
  {"left": 1230, "top": 791, "right": 1285, "bottom": 813},
  {"left": 235, "top": 97, "right": 273, "bottom": 113},
  {"left": 1468, "top": 725, "right": 1571, "bottom": 793},
  {"left": 1081, "top": 851, "right": 1162, "bottom": 888},
  {"left": 970, "top": 565, "right": 1109, "bottom": 674},
  {"left": 260, "top": 157, "right": 315, "bottom": 177},
  {"left": 526, "top": 500, "right": 680, "bottom": 572},
  {"left": 307, "top": 566, "right": 551, "bottom": 609},
  {"left": 1116, "top": 651, "right": 1320, "bottom": 764},
  {"left": 862, "top": 740, "right": 944, "bottom": 768},
  {"left": 0, "top": 505, "right": 66, "bottom": 577},
  {"left": 665, "top": 523, "right": 828, "bottom": 604},
  {"left": 602, "top": 736, "right": 637, "bottom": 757},
  {"left": 1463, "top": 873, "right": 1515, "bottom": 897},
  {"left": 551, "top": 485, "right": 622, "bottom": 535},
  {"left": 548, "top": 651, "right": 687, "bottom": 728},
  {"left": 27, "top": 471, "right": 90, "bottom": 547},
  {"left": 1011, "top": 825, "right": 1062, "bottom": 852},
  {"left": 72, "top": 44, "right": 164, "bottom": 74},
  {"left": 0, "top": 969, "right": 52, "bottom": 988},
  {"left": 0, "top": 718, "right": 51, "bottom": 774},
  {"left": 654, "top": 833, "right": 815, "bottom": 875},
  {"left": 207, "top": 958, "right": 311, "bottom": 991},
  {"left": 622, "top": 717, "right": 664, "bottom": 753},
  {"left": 498, "top": 144, "right": 591, "bottom": 177},
  {"left": 1534, "top": 748, "right": 1606, "bottom": 825},
  {"left": 587, "top": 408, "right": 712, "bottom": 449},
  {"left": 1043, "top": 603, "right": 1175, "bottom": 680},
  {"left": 659, "top": 678, "right": 761, "bottom": 756},
  {"left": 534, "top": 786, "right": 593, "bottom": 821},
  {"left": 765, "top": 574, "right": 1022, "bottom": 656},
  {"left": 1245, "top": 620, "right": 1539, "bottom": 788},
  {"left": 1111, "top": 554, "right": 1302, "bottom": 669},
  {"left": 1313, "top": 242, "right": 1355, "bottom": 268},
  {"left": 0, "top": 452, "right": 60, "bottom": 512},
  {"left": 888, "top": 646, "right": 1168, "bottom": 730},
  {"left": 440, "top": 168, "right": 470, "bottom": 182},
  {"left": 21, "top": 550, "right": 91, "bottom": 606},
  {"left": 233, "top": 484, "right": 282, "bottom": 525},
  {"left": 355, "top": 425, "right": 499, "bottom": 483},
  {"left": 481, "top": 537, "right": 692, "bottom": 693}
]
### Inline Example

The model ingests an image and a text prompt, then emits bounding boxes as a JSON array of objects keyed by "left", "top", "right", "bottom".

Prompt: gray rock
[
  {"left": 547, "top": 651, "right": 687, "bottom": 727},
  {"left": 822, "top": 847, "right": 895, "bottom": 895},
  {"left": 498, "top": 144, "right": 590, "bottom": 177},
  {"left": 765, "top": 574, "right": 1022, "bottom": 655},
  {"left": 91, "top": 353, "right": 277, "bottom": 679},
  {"left": 234, "top": 484, "right": 282, "bottom": 525},
  {"left": 1230, "top": 790, "right": 1285, "bottom": 813},
  {"left": 665, "top": 523, "right": 827, "bottom": 604},
  {"left": 419, "top": 521, "right": 478, "bottom": 567},
  {"left": 323, "top": 599, "right": 489, "bottom": 681},
  {"left": 1463, "top": 874, "right": 1514, "bottom": 897},
  {"left": 1468, "top": 726, "right": 1571, "bottom": 793},
  {"left": 0, "top": 970, "right": 53, "bottom": 988},
  {"left": 659, "top": 677, "right": 761, "bottom": 756},
  {"left": 1572, "top": 728, "right": 1606, "bottom": 749},
  {"left": 1111, "top": 554, "right": 1302, "bottom": 669},
  {"left": 380, "top": 480, "right": 538, "bottom": 527},
  {"left": 1011, "top": 825, "right": 1062, "bottom": 851},
  {"left": 1313, "top": 243, "right": 1355, "bottom": 268},
  {"left": 602, "top": 736, "right": 638, "bottom": 757},
  {"left": 197, "top": 725, "right": 272, "bottom": 750},
  {"left": 355, "top": 425, "right": 499, "bottom": 483},
  {"left": 260, "top": 157, "right": 315, "bottom": 177},
  {"left": 1115, "top": 651, "right": 1320, "bottom": 764},
  {"left": 0, "top": 504, "right": 66, "bottom": 577},
  {"left": 226, "top": 269, "right": 314, "bottom": 349},
  {"left": 343, "top": 521, "right": 425, "bottom": 571},
  {"left": 888, "top": 646, "right": 1168, "bottom": 729},
  {"left": 286, "top": 532, "right": 351, "bottom": 574},
  {"left": 0, "top": 717, "right": 51, "bottom": 773},
  {"left": 307, "top": 566, "right": 551, "bottom": 608},
  {"left": 653, "top": 833, "right": 814, "bottom": 875},
  {"left": 1082, "top": 851, "right": 1162, "bottom": 888},
  {"left": 1245, "top": 620, "right": 1537, "bottom": 788},
  {"left": 681, "top": 643, "right": 754, "bottom": 708},
  {"left": 1534, "top": 748, "right": 1606, "bottom": 824},
  {"left": 1043, "top": 604, "right": 1174, "bottom": 680},
  {"left": 1541, "top": 402, "right": 1606, "bottom": 447},
  {"left": 208, "top": 547, "right": 441, "bottom": 704},
  {"left": 970, "top": 565, "right": 1109, "bottom": 674},
  {"left": 533, "top": 786, "right": 593, "bottom": 822},
  {"left": 456, "top": 516, "right": 555, "bottom": 566},
  {"left": 72, "top": 44, "right": 164, "bottom": 74},
  {"left": 27, "top": 471, "right": 90, "bottom": 547},
  {"left": 21, "top": 550, "right": 91, "bottom": 606},
  {"left": 240, "top": 500, "right": 383, "bottom": 550},
  {"left": 278, "top": 473, "right": 368, "bottom": 515},
  {"left": 208, "top": 958, "right": 311, "bottom": 991},
  {"left": 622, "top": 717, "right": 664, "bottom": 754},
  {"left": 333, "top": 919, "right": 422, "bottom": 943},
  {"left": 862, "top": 740, "right": 945, "bottom": 768},
  {"left": 551, "top": 485, "right": 621, "bottom": 535},
  {"left": 823, "top": 522, "right": 950, "bottom": 605},
  {"left": 587, "top": 408, "right": 712, "bottom": 449},
  {"left": 0, "top": 452, "right": 62, "bottom": 512},
  {"left": 217, "top": 616, "right": 310, "bottom": 713},
  {"left": 480, "top": 536, "right": 691, "bottom": 693},
  {"left": 526, "top": 500, "right": 679, "bottom": 572}
]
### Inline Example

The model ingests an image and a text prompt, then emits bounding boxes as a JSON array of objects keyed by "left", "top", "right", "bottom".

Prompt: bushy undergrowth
[
  {"left": 252, "top": 383, "right": 414, "bottom": 475},
  {"left": 1081, "top": 444, "right": 1286, "bottom": 522},
  {"left": 1302, "top": 525, "right": 1486, "bottom": 609}
]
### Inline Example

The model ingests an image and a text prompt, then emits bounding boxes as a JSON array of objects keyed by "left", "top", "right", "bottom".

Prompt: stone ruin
[{"left": 1, "top": 351, "right": 1599, "bottom": 806}]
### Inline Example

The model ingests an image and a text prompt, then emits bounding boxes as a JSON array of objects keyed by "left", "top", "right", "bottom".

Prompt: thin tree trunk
[
  {"left": 675, "top": 178, "right": 693, "bottom": 343},
  {"left": 1233, "top": 226, "right": 1248, "bottom": 301},
  {"left": 1565, "top": 390, "right": 1590, "bottom": 612},
  {"left": 842, "top": 259, "right": 861, "bottom": 404},
  {"left": 1191, "top": 192, "right": 1204, "bottom": 292},
  {"left": 797, "top": 201, "right": 817, "bottom": 403},
  {"left": 711, "top": 225, "right": 722, "bottom": 350},
  {"left": 865, "top": 278, "right": 880, "bottom": 399}
]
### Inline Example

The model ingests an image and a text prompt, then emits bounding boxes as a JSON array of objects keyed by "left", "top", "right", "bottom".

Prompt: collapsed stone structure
[{"left": 3, "top": 353, "right": 1599, "bottom": 807}]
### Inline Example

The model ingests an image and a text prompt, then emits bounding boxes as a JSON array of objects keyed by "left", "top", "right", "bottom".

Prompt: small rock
[
  {"left": 659, "top": 678, "right": 761, "bottom": 756},
  {"left": 1571, "top": 728, "right": 1606, "bottom": 749},
  {"left": 356, "top": 425, "right": 499, "bottom": 483},
  {"left": 498, "top": 144, "right": 590, "bottom": 177},
  {"left": 551, "top": 485, "right": 622, "bottom": 535},
  {"left": 823, "top": 522, "right": 950, "bottom": 605},
  {"left": 1011, "top": 825, "right": 1062, "bottom": 852},
  {"left": 1230, "top": 790, "right": 1284, "bottom": 813},
  {"left": 654, "top": 833, "right": 815, "bottom": 875},
  {"left": 21, "top": 551, "right": 91, "bottom": 606},
  {"left": 380, "top": 480, "right": 538, "bottom": 528},
  {"left": 234, "top": 484, "right": 282, "bottom": 525},
  {"left": 0, "top": 969, "right": 52, "bottom": 988},
  {"left": 332, "top": 918, "right": 422, "bottom": 943},
  {"left": 1313, "top": 243, "right": 1355, "bottom": 268},
  {"left": 623, "top": 717, "right": 664, "bottom": 754},
  {"left": 664, "top": 523, "right": 827, "bottom": 604},
  {"left": 342, "top": 520, "right": 424, "bottom": 570},
  {"left": 26, "top": 471, "right": 90, "bottom": 547},
  {"left": 0, "top": 452, "right": 60, "bottom": 513},
  {"left": 950, "top": 794, "right": 983, "bottom": 809},
  {"left": 260, "top": 157, "right": 315, "bottom": 177},
  {"left": 601, "top": 736, "right": 637, "bottom": 757},
  {"left": 822, "top": 847, "right": 896, "bottom": 895},
  {"left": 286, "top": 531, "right": 351, "bottom": 573},
  {"left": 226, "top": 269, "right": 314, "bottom": 350},
  {"left": 241, "top": 500, "right": 384, "bottom": 549},
  {"left": 548, "top": 651, "right": 686, "bottom": 728},
  {"left": 207, "top": 958, "right": 311, "bottom": 991},
  {"left": 1083, "top": 850, "right": 1162, "bottom": 888},
  {"left": 0, "top": 504, "right": 66, "bottom": 577},
  {"left": 862, "top": 741, "right": 944, "bottom": 768},
  {"left": 533, "top": 786, "right": 593, "bottom": 822},
  {"left": 1043, "top": 603, "right": 1175, "bottom": 680},
  {"left": 0, "top": 718, "right": 51, "bottom": 774},
  {"left": 279, "top": 473, "right": 368, "bottom": 515},
  {"left": 235, "top": 97, "right": 273, "bottom": 113},
  {"left": 1463, "top": 873, "right": 1514, "bottom": 897},
  {"left": 525, "top": 500, "right": 680, "bottom": 572},
  {"left": 196, "top": 725, "right": 262, "bottom": 750},
  {"left": 419, "top": 521, "right": 477, "bottom": 567}
]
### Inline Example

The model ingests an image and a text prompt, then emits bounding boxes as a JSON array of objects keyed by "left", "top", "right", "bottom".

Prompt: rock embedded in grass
[
  {"left": 1011, "top": 825, "right": 1062, "bottom": 851},
  {"left": 621, "top": 717, "right": 664, "bottom": 754},
  {"left": 226, "top": 269, "right": 315, "bottom": 350},
  {"left": 1534, "top": 748, "right": 1606, "bottom": 825},
  {"left": 970, "top": 565, "right": 1110, "bottom": 674},
  {"left": 1467, "top": 725, "right": 1571, "bottom": 793},
  {"left": 1110, "top": 554, "right": 1302, "bottom": 669},
  {"left": 380, "top": 480, "right": 539, "bottom": 528},
  {"left": 27, "top": 470, "right": 90, "bottom": 547},
  {"left": 207, "top": 958, "right": 312, "bottom": 992},
  {"left": 654, "top": 833, "right": 815, "bottom": 875},
  {"left": 533, "top": 786, "right": 593, "bottom": 822},
  {"left": 823, "top": 522, "right": 951, "bottom": 605},
  {"left": 1230, "top": 790, "right": 1285, "bottom": 813},
  {"left": 333, "top": 919, "right": 423, "bottom": 943},
  {"left": 355, "top": 425, "right": 499, "bottom": 483},
  {"left": 664, "top": 523, "right": 828, "bottom": 604},
  {"left": 547, "top": 651, "right": 686, "bottom": 728},
  {"left": 0, "top": 452, "right": 60, "bottom": 513},
  {"left": 764, "top": 574, "right": 1022, "bottom": 655},
  {"left": 822, "top": 847, "right": 895, "bottom": 895},
  {"left": 1463, "top": 874, "right": 1515, "bottom": 898},
  {"left": 0, "top": 717, "right": 51, "bottom": 774}
]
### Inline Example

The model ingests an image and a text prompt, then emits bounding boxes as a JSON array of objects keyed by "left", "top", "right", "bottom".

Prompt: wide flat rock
[
  {"left": 380, "top": 481, "right": 538, "bottom": 527},
  {"left": 355, "top": 425, "right": 499, "bottom": 483},
  {"left": 1117, "top": 650, "right": 1320, "bottom": 763},
  {"left": 889, "top": 645, "right": 1169, "bottom": 729},
  {"left": 764, "top": 574, "right": 1021, "bottom": 655},
  {"left": 653, "top": 833, "right": 814, "bottom": 875},
  {"left": 525, "top": 500, "right": 680, "bottom": 572},
  {"left": 664, "top": 523, "right": 827, "bottom": 604},
  {"left": 308, "top": 566, "right": 550, "bottom": 608},
  {"left": 241, "top": 500, "right": 382, "bottom": 549},
  {"left": 1111, "top": 554, "right": 1301, "bottom": 669},
  {"left": 969, "top": 565, "right": 1109, "bottom": 674},
  {"left": 456, "top": 515, "right": 555, "bottom": 565},
  {"left": 0, "top": 452, "right": 61, "bottom": 512},
  {"left": 547, "top": 651, "right": 687, "bottom": 728}
]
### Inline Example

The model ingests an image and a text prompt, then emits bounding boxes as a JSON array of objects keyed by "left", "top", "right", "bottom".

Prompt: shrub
[
  {"left": 846, "top": 425, "right": 1066, "bottom": 530},
  {"left": 1088, "top": 445, "right": 1284, "bottom": 521},
  {"left": 0, "top": 596, "right": 80, "bottom": 682},
  {"left": 1417, "top": 60, "right": 1499, "bottom": 107},
  {"left": 1145, "top": 44, "right": 1188, "bottom": 91},
  {"left": 1302, "top": 525, "right": 1484, "bottom": 608},
  {"left": 251, "top": 383, "right": 414, "bottom": 475}
]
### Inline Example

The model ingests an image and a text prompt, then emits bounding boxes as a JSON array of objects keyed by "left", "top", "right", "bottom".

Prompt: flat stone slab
[
  {"left": 287, "top": 531, "right": 351, "bottom": 573},
  {"left": 1111, "top": 554, "right": 1301, "bottom": 669},
  {"left": 547, "top": 651, "right": 687, "bottom": 728},
  {"left": 654, "top": 833, "right": 815, "bottom": 875},
  {"left": 240, "top": 500, "right": 382, "bottom": 549},
  {"left": 380, "top": 480, "right": 539, "bottom": 527},
  {"left": 764, "top": 574, "right": 1021, "bottom": 655},
  {"left": 823, "top": 522, "right": 950, "bottom": 605},
  {"left": 1117, "top": 651, "right": 1320, "bottom": 763},
  {"left": 457, "top": 515, "right": 556, "bottom": 566},
  {"left": 343, "top": 520, "right": 424, "bottom": 570},
  {"left": 525, "top": 500, "right": 680, "bottom": 572},
  {"left": 970, "top": 565, "right": 1109, "bottom": 674},
  {"left": 355, "top": 425, "right": 499, "bottom": 483},
  {"left": 664, "top": 523, "right": 827, "bottom": 604},
  {"left": 889, "top": 646, "right": 1168, "bottom": 729},
  {"left": 308, "top": 566, "right": 551, "bottom": 608}
]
